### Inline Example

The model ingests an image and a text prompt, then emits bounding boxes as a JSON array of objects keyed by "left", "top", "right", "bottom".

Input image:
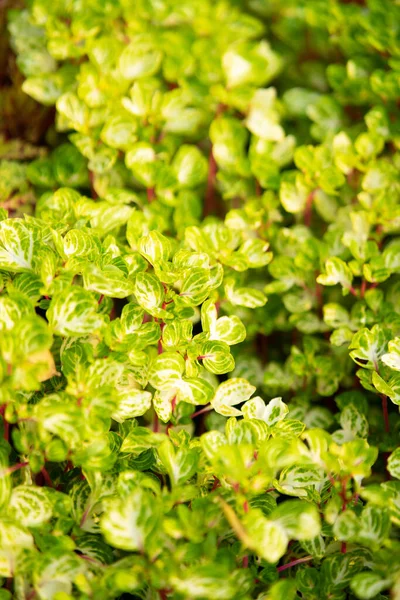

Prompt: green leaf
[
  {"left": 199, "top": 340, "right": 235, "bottom": 375},
  {"left": 388, "top": 448, "right": 400, "bottom": 479},
  {"left": 222, "top": 40, "right": 281, "bottom": 88},
  {"left": 243, "top": 508, "right": 288, "bottom": 563},
  {"left": 317, "top": 258, "right": 353, "bottom": 292},
  {"left": 101, "top": 488, "right": 160, "bottom": 551},
  {"left": 211, "top": 378, "right": 256, "bottom": 416},
  {"left": 112, "top": 389, "right": 152, "bottom": 423},
  {"left": 225, "top": 278, "right": 267, "bottom": 308},
  {"left": 148, "top": 353, "right": 185, "bottom": 390},
  {"left": 119, "top": 36, "right": 162, "bottom": 80},
  {"left": 350, "top": 572, "right": 391, "bottom": 600},
  {"left": 270, "top": 500, "right": 321, "bottom": 540},
  {"left": 242, "top": 396, "right": 288, "bottom": 426},
  {"left": 9, "top": 485, "right": 53, "bottom": 528},
  {"left": 47, "top": 287, "right": 104, "bottom": 336},
  {"left": 0, "top": 219, "right": 36, "bottom": 272},
  {"left": 133, "top": 272, "right": 165, "bottom": 316},
  {"left": 157, "top": 438, "right": 199, "bottom": 486},
  {"left": 209, "top": 315, "right": 246, "bottom": 346},
  {"left": 180, "top": 268, "right": 211, "bottom": 305},
  {"left": 349, "top": 325, "right": 389, "bottom": 369},
  {"left": 83, "top": 264, "right": 134, "bottom": 298},
  {"left": 172, "top": 146, "right": 208, "bottom": 188},
  {"left": 138, "top": 231, "right": 172, "bottom": 266}
]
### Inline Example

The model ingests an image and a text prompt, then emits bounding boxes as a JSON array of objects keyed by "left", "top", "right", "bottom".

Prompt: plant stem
[
  {"left": 211, "top": 476, "right": 220, "bottom": 491},
  {"left": 277, "top": 556, "right": 313, "bottom": 572},
  {"left": 304, "top": 190, "right": 315, "bottom": 227},
  {"left": 360, "top": 279, "right": 367, "bottom": 298},
  {"left": 340, "top": 477, "right": 349, "bottom": 553},
  {"left": 88, "top": 170, "right": 98, "bottom": 199},
  {"left": 349, "top": 286, "right": 358, "bottom": 298},
  {"left": 5, "top": 461, "right": 29, "bottom": 474},
  {"left": 0, "top": 404, "right": 9, "bottom": 442},
  {"left": 380, "top": 394, "right": 390, "bottom": 433},
  {"left": 153, "top": 412, "right": 160, "bottom": 433},
  {"left": 191, "top": 405, "right": 212, "bottom": 419},
  {"left": 41, "top": 467, "right": 54, "bottom": 488},
  {"left": 147, "top": 187, "right": 156, "bottom": 203}
]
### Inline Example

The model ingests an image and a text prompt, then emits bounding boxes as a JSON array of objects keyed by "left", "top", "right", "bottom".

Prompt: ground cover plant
[{"left": 0, "top": 0, "right": 400, "bottom": 598}]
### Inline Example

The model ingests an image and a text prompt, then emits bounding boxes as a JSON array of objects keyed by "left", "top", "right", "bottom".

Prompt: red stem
[
  {"left": 153, "top": 413, "right": 160, "bottom": 433},
  {"left": 304, "top": 191, "right": 315, "bottom": 227},
  {"left": 0, "top": 405, "right": 9, "bottom": 442},
  {"left": 211, "top": 476, "right": 220, "bottom": 491},
  {"left": 80, "top": 503, "right": 92, "bottom": 528},
  {"left": 88, "top": 171, "right": 98, "bottom": 199},
  {"left": 171, "top": 396, "right": 177, "bottom": 413},
  {"left": 340, "top": 477, "right": 349, "bottom": 553},
  {"left": 191, "top": 405, "right": 212, "bottom": 419},
  {"left": 5, "top": 461, "right": 29, "bottom": 474},
  {"left": 41, "top": 467, "right": 54, "bottom": 488},
  {"left": 147, "top": 188, "right": 156, "bottom": 203},
  {"left": 349, "top": 286, "right": 358, "bottom": 298},
  {"left": 380, "top": 394, "right": 390, "bottom": 433},
  {"left": 277, "top": 556, "right": 313, "bottom": 572},
  {"left": 315, "top": 279, "right": 323, "bottom": 317}
]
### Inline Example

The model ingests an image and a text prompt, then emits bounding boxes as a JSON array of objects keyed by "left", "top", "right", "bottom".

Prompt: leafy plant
[{"left": 0, "top": 0, "right": 399, "bottom": 599}]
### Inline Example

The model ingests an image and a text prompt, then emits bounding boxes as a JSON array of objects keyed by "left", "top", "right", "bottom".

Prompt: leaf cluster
[{"left": 0, "top": 0, "right": 399, "bottom": 599}]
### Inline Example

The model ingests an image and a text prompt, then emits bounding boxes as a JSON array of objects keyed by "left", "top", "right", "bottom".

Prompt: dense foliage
[{"left": 0, "top": 0, "right": 400, "bottom": 598}]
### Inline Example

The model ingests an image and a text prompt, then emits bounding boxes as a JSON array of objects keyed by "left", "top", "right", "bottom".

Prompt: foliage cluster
[{"left": 0, "top": 0, "right": 400, "bottom": 599}]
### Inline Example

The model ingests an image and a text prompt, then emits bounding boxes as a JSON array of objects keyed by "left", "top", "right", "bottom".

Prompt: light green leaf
[
  {"left": 47, "top": 287, "right": 104, "bottom": 336},
  {"left": 243, "top": 508, "right": 288, "bottom": 563},
  {"left": 381, "top": 337, "right": 400, "bottom": 371},
  {"left": 148, "top": 352, "right": 185, "bottom": 390},
  {"left": 119, "top": 37, "right": 162, "bottom": 80},
  {"left": 242, "top": 396, "right": 288, "bottom": 426},
  {"left": 157, "top": 438, "right": 199, "bottom": 486},
  {"left": 9, "top": 485, "right": 52, "bottom": 528},
  {"left": 350, "top": 572, "right": 391, "bottom": 600},
  {"left": 101, "top": 488, "right": 160, "bottom": 551},
  {"left": 209, "top": 315, "right": 247, "bottom": 346},
  {"left": 388, "top": 448, "right": 400, "bottom": 479},
  {"left": 83, "top": 264, "right": 134, "bottom": 298},
  {"left": 271, "top": 500, "right": 321, "bottom": 540},
  {"left": 199, "top": 341, "right": 235, "bottom": 375},
  {"left": 0, "top": 219, "right": 36, "bottom": 272},
  {"left": 211, "top": 378, "right": 256, "bottom": 417},
  {"left": 172, "top": 146, "right": 208, "bottom": 188},
  {"left": 112, "top": 389, "right": 152, "bottom": 423},
  {"left": 225, "top": 278, "right": 267, "bottom": 308},
  {"left": 134, "top": 272, "right": 165, "bottom": 315},
  {"left": 317, "top": 257, "right": 353, "bottom": 292},
  {"left": 180, "top": 268, "right": 211, "bottom": 305},
  {"left": 138, "top": 231, "right": 172, "bottom": 266}
]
